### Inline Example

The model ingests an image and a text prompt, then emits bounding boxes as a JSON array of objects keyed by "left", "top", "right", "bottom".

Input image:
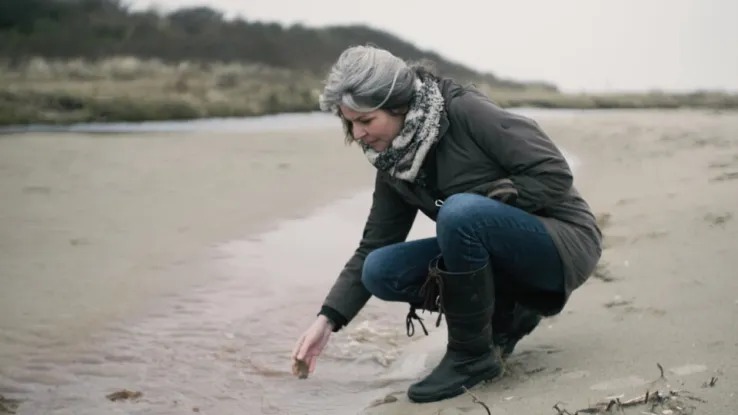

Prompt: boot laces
[
  {"left": 405, "top": 305, "right": 428, "bottom": 337},
  {"left": 421, "top": 270, "right": 445, "bottom": 327},
  {"left": 405, "top": 266, "right": 447, "bottom": 338}
]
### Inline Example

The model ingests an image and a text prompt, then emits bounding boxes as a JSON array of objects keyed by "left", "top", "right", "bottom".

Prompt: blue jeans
[{"left": 361, "top": 193, "right": 565, "bottom": 308}]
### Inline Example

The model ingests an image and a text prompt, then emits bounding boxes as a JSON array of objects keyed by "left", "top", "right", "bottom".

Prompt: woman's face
[{"left": 339, "top": 105, "right": 405, "bottom": 152}]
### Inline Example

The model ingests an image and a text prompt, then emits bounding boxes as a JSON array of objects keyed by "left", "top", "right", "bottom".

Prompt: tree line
[{"left": 0, "top": 0, "right": 556, "bottom": 91}]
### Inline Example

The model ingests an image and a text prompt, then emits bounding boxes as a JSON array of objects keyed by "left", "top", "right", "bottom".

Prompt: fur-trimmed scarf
[{"left": 361, "top": 76, "right": 445, "bottom": 185}]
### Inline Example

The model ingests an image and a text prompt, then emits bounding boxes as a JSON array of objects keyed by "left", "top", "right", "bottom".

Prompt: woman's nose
[{"left": 353, "top": 125, "right": 367, "bottom": 141}]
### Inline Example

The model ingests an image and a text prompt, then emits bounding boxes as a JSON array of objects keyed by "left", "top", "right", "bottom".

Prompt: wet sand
[
  {"left": 0, "top": 128, "right": 399, "bottom": 414},
  {"left": 0, "top": 129, "right": 372, "bottom": 352},
  {"left": 1, "top": 109, "right": 737, "bottom": 414}
]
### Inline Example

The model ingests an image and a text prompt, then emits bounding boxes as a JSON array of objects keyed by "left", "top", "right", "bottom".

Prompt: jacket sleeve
[
  {"left": 319, "top": 171, "right": 418, "bottom": 331},
  {"left": 453, "top": 90, "right": 574, "bottom": 213}
]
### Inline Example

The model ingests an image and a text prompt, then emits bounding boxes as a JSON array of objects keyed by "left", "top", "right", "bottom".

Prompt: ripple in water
[{"left": 3, "top": 190, "right": 437, "bottom": 415}]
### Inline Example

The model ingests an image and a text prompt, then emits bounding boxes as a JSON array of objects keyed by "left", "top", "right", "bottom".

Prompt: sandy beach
[
  {"left": 361, "top": 109, "right": 738, "bottom": 415},
  {"left": 1, "top": 109, "right": 737, "bottom": 414}
]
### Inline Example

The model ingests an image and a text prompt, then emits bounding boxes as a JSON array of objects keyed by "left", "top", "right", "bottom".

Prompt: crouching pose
[{"left": 292, "top": 44, "right": 603, "bottom": 403}]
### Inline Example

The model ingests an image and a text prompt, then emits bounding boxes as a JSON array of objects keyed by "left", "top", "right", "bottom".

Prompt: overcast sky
[{"left": 128, "top": 0, "right": 737, "bottom": 93}]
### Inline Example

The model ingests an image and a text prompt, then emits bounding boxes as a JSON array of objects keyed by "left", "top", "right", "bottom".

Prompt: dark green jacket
[{"left": 319, "top": 77, "right": 603, "bottom": 331}]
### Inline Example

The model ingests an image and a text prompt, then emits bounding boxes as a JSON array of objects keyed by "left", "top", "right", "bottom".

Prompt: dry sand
[
  {"left": 360, "top": 109, "right": 738, "bottom": 414},
  {"left": 1, "top": 109, "right": 736, "bottom": 415}
]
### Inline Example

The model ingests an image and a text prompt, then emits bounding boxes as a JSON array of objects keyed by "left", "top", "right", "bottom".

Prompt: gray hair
[{"left": 319, "top": 45, "right": 437, "bottom": 142}]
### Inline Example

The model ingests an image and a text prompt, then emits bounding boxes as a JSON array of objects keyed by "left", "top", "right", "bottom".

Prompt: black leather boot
[
  {"left": 406, "top": 255, "right": 504, "bottom": 403},
  {"left": 492, "top": 302, "right": 541, "bottom": 360}
]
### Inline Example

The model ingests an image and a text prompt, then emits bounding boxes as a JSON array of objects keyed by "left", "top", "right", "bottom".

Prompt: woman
[{"left": 291, "top": 45, "right": 602, "bottom": 403}]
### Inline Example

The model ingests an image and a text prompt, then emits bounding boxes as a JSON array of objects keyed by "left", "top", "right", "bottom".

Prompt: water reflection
[{"left": 3, "top": 190, "right": 438, "bottom": 415}]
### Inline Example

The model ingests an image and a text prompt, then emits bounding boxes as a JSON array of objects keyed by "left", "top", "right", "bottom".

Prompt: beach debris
[
  {"left": 292, "top": 359, "right": 309, "bottom": 379},
  {"left": 552, "top": 402, "right": 573, "bottom": 415},
  {"left": 462, "top": 386, "right": 491, "bottom": 415},
  {"left": 569, "top": 389, "right": 704, "bottom": 414},
  {"left": 105, "top": 389, "right": 143, "bottom": 402},
  {"left": 0, "top": 395, "right": 22, "bottom": 414},
  {"left": 657, "top": 362, "right": 666, "bottom": 379},
  {"left": 552, "top": 363, "right": 706, "bottom": 415},
  {"left": 701, "top": 377, "right": 718, "bottom": 388}
]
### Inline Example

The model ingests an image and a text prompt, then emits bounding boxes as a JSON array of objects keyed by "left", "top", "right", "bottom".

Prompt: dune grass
[
  {"left": 0, "top": 57, "right": 320, "bottom": 126},
  {"left": 1, "top": 57, "right": 736, "bottom": 126}
]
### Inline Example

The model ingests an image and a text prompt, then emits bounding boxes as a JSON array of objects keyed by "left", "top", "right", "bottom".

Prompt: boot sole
[{"left": 406, "top": 365, "right": 505, "bottom": 403}]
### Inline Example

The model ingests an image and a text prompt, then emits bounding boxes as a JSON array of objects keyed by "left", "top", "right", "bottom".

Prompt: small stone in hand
[{"left": 292, "top": 359, "right": 309, "bottom": 379}]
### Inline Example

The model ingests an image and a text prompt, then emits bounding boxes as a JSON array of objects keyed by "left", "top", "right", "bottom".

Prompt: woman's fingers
[
  {"left": 307, "top": 355, "right": 318, "bottom": 373},
  {"left": 292, "top": 322, "right": 331, "bottom": 377},
  {"left": 296, "top": 331, "right": 317, "bottom": 361},
  {"left": 292, "top": 335, "right": 305, "bottom": 360}
]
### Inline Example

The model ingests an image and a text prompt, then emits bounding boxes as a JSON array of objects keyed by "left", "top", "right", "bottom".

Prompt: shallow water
[
  {"left": 0, "top": 110, "right": 579, "bottom": 414},
  {"left": 0, "top": 107, "right": 592, "bottom": 135},
  {"left": 1, "top": 190, "right": 439, "bottom": 414}
]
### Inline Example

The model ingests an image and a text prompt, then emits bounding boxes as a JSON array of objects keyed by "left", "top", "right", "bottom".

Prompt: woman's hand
[{"left": 291, "top": 315, "right": 334, "bottom": 377}]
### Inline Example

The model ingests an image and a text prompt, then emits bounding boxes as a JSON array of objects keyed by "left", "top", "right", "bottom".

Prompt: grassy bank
[
  {"left": 2, "top": 57, "right": 737, "bottom": 126},
  {"left": 0, "top": 57, "right": 321, "bottom": 126}
]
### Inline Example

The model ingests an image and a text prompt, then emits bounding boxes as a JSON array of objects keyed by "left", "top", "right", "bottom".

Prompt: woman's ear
[{"left": 391, "top": 106, "right": 410, "bottom": 116}]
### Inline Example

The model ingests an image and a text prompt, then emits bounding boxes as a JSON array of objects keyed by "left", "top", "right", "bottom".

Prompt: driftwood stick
[
  {"left": 462, "top": 386, "right": 492, "bottom": 415},
  {"left": 552, "top": 363, "right": 709, "bottom": 414},
  {"left": 656, "top": 363, "right": 666, "bottom": 379},
  {"left": 552, "top": 402, "right": 573, "bottom": 415}
]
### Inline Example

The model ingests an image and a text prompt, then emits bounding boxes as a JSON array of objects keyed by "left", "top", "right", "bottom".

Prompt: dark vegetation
[{"left": 1, "top": 0, "right": 735, "bottom": 126}]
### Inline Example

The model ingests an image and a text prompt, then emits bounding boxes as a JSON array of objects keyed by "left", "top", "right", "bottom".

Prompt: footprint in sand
[
  {"left": 590, "top": 375, "right": 649, "bottom": 391},
  {"left": 615, "top": 198, "right": 637, "bottom": 206},
  {"left": 506, "top": 345, "right": 562, "bottom": 371},
  {"left": 704, "top": 212, "right": 733, "bottom": 227},
  {"left": 555, "top": 369, "right": 590, "bottom": 382},
  {"left": 592, "top": 261, "right": 618, "bottom": 283},
  {"left": 660, "top": 133, "right": 732, "bottom": 150},
  {"left": 604, "top": 297, "right": 667, "bottom": 320},
  {"left": 603, "top": 296, "right": 633, "bottom": 308},
  {"left": 630, "top": 230, "right": 670, "bottom": 243},
  {"left": 620, "top": 306, "right": 667, "bottom": 317},
  {"left": 708, "top": 153, "right": 738, "bottom": 169},
  {"left": 668, "top": 364, "right": 708, "bottom": 376},
  {"left": 710, "top": 171, "right": 738, "bottom": 182},
  {"left": 708, "top": 154, "right": 738, "bottom": 182}
]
